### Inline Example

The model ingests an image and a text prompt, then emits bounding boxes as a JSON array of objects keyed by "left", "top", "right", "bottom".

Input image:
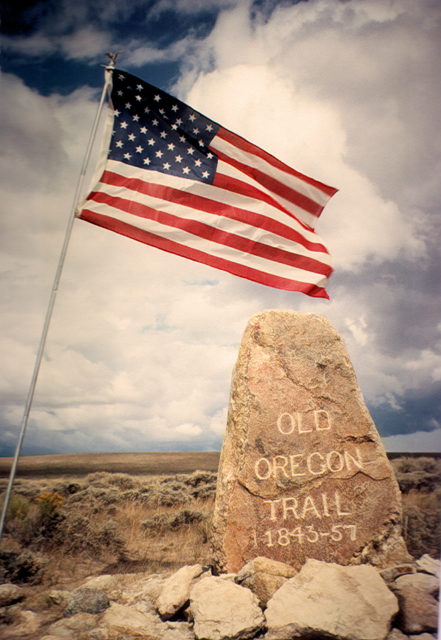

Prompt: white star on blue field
[{"left": 1, "top": 0, "right": 440, "bottom": 456}]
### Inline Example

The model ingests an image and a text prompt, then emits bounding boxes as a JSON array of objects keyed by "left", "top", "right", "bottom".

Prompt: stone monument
[{"left": 211, "top": 311, "right": 410, "bottom": 573}]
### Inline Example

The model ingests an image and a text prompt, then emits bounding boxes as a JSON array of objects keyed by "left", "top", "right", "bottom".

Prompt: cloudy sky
[{"left": 1, "top": 0, "right": 440, "bottom": 456}]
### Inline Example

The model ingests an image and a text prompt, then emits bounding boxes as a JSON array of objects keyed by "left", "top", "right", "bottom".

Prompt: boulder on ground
[
  {"left": 64, "top": 587, "right": 109, "bottom": 616},
  {"left": 393, "top": 583, "right": 439, "bottom": 634},
  {"left": 157, "top": 564, "right": 205, "bottom": 619},
  {"left": 47, "top": 612, "right": 98, "bottom": 638},
  {"left": 236, "top": 556, "right": 296, "bottom": 607},
  {"left": 190, "top": 575, "right": 264, "bottom": 640},
  {"left": 0, "top": 583, "right": 24, "bottom": 607},
  {"left": 265, "top": 559, "right": 399, "bottom": 640},
  {"left": 416, "top": 555, "right": 440, "bottom": 578}
]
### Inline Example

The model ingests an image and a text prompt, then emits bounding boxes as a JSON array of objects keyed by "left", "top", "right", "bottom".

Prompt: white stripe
[
  {"left": 216, "top": 160, "right": 318, "bottom": 229},
  {"left": 210, "top": 134, "right": 332, "bottom": 208},
  {"left": 94, "top": 179, "right": 332, "bottom": 266},
  {"left": 104, "top": 160, "right": 324, "bottom": 245},
  {"left": 82, "top": 199, "right": 329, "bottom": 287}
]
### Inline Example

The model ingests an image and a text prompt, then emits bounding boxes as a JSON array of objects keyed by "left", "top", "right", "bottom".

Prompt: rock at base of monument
[
  {"left": 211, "top": 311, "right": 411, "bottom": 573},
  {"left": 235, "top": 556, "right": 297, "bottom": 607},
  {"left": 264, "top": 559, "right": 399, "bottom": 640}
]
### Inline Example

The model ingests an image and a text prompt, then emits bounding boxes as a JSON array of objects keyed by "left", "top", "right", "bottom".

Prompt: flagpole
[{"left": 0, "top": 55, "right": 117, "bottom": 539}]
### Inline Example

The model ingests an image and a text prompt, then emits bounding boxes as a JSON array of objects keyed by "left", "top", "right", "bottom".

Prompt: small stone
[
  {"left": 157, "top": 564, "right": 204, "bottom": 619},
  {"left": 236, "top": 557, "right": 297, "bottom": 607},
  {"left": 46, "top": 589, "right": 70, "bottom": 606},
  {"left": 393, "top": 572, "right": 439, "bottom": 596},
  {"left": 386, "top": 630, "right": 408, "bottom": 640},
  {"left": 380, "top": 564, "right": 416, "bottom": 583},
  {"left": 416, "top": 555, "right": 440, "bottom": 578},
  {"left": 265, "top": 559, "right": 399, "bottom": 640},
  {"left": 394, "top": 584, "right": 439, "bottom": 634},
  {"left": 0, "top": 583, "right": 23, "bottom": 606},
  {"left": 48, "top": 612, "right": 98, "bottom": 638},
  {"left": 190, "top": 575, "right": 264, "bottom": 640},
  {"left": 64, "top": 588, "right": 109, "bottom": 616},
  {"left": 101, "top": 602, "right": 159, "bottom": 636}
]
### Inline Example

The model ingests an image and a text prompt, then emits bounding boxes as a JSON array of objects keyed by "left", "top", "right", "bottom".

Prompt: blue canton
[{"left": 108, "top": 70, "right": 220, "bottom": 184}]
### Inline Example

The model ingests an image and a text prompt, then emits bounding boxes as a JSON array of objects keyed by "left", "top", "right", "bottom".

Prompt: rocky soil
[{"left": 0, "top": 553, "right": 438, "bottom": 640}]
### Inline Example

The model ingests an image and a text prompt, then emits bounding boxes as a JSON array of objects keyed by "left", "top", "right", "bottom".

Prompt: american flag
[{"left": 78, "top": 69, "right": 337, "bottom": 298}]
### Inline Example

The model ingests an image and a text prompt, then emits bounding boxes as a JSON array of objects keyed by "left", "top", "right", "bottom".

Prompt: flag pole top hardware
[{"left": 104, "top": 51, "right": 123, "bottom": 70}]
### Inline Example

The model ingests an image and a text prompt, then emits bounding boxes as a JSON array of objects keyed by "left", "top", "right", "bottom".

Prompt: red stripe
[
  {"left": 101, "top": 169, "right": 327, "bottom": 252},
  {"left": 216, "top": 127, "right": 338, "bottom": 197},
  {"left": 79, "top": 208, "right": 329, "bottom": 298},
  {"left": 87, "top": 188, "right": 332, "bottom": 277},
  {"left": 212, "top": 147, "right": 325, "bottom": 218},
  {"left": 213, "top": 171, "right": 315, "bottom": 233}
]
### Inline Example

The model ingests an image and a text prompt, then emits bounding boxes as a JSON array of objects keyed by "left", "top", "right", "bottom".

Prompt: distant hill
[
  {"left": 1, "top": 450, "right": 440, "bottom": 478},
  {"left": 0, "top": 451, "right": 221, "bottom": 478}
]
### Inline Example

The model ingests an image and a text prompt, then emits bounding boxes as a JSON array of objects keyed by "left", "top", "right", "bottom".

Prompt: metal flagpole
[{"left": 0, "top": 54, "right": 118, "bottom": 539}]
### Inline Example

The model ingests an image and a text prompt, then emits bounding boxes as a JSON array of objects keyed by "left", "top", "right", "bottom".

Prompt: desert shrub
[
  {"left": 5, "top": 493, "right": 31, "bottom": 520},
  {"left": 0, "top": 549, "right": 43, "bottom": 584},
  {"left": 403, "top": 491, "right": 441, "bottom": 558},
  {"left": 392, "top": 456, "right": 441, "bottom": 493},
  {"left": 141, "top": 508, "right": 206, "bottom": 532},
  {"left": 86, "top": 471, "right": 138, "bottom": 490},
  {"left": 35, "top": 491, "right": 63, "bottom": 517},
  {"left": 55, "top": 481, "right": 84, "bottom": 496},
  {"left": 54, "top": 515, "right": 126, "bottom": 557},
  {"left": 180, "top": 470, "right": 217, "bottom": 487}
]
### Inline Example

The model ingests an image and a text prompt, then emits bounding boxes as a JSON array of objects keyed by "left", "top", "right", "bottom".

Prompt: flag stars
[
  {"left": 132, "top": 114, "right": 140, "bottom": 122},
  {"left": 171, "top": 104, "right": 178, "bottom": 112},
  {"left": 136, "top": 84, "right": 143, "bottom": 90},
  {"left": 167, "top": 143, "right": 175, "bottom": 151},
  {"left": 113, "top": 109, "right": 120, "bottom": 117},
  {"left": 195, "top": 159, "right": 202, "bottom": 167},
  {"left": 187, "top": 147, "right": 194, "bottom": 155},
  {"left": 124, "top": 152, "right": 132, "bottom": 160},
  {"left": 152, "top": 119, "right": 159, "bottom": 126},
  {"left": 163, "top": 162, "right": 171, "bottom": 170},
  {"left": 155, "top": 150, "right": 163, "bottom": 158},
  {"left": 160, "top": 131, "right": 167, "bottom": 139},
  {"left": 182, "top": 166, "right": 191, "bottom": 174},
  {"left": 189, "top": 114, "right": 196, "bottom": 121},
  {"left": 206, "top": 124, "right": 213, "bottom": 132},
  {"left": 120, "top": 121, "right": 128, "bottom": 129},
  {"left": 202, "top": 171, "right": 209, "bottom": 179},
  {"left": 175, "top": 154, "right": 183, "bottom": 163},
  {"left": 154, "top": 94, "right": 161, "bottom": 101},
  {"left": 140, "top": 126, "right": 148, "bottom": 134},
  {"left": 125, "top": 102, "right": 132, "bottom": 109},
  {"left": 136, "top": 146, "right": 143, "bottom": 153},
  {"left": 143, "top": 158, "right": 151, "bottom": 165},
  {"left": 148, "top": 138, "right": 155, "bottom": 146},
  {"left": 135, "top": 95, "right": 142, "bottom": 102},
  {"left": 128, "top": 133, "right": 136, "bottom": 141},
  {"left": 115, "top": 140, "right": 123, "bottom": 148}
]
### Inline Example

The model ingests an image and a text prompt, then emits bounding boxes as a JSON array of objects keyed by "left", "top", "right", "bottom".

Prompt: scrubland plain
[{"left": 0, "top": 453, "right": 439, "bottom": 600}]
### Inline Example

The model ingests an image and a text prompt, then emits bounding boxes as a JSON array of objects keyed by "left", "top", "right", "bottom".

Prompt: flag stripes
[{"left": 78, "top": 69, "right": 337, "bottom": 297}]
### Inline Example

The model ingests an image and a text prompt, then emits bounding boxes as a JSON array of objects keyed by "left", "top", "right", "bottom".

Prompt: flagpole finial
[{"left": 105, "top": 51, "right": 123, "bottom": 69}]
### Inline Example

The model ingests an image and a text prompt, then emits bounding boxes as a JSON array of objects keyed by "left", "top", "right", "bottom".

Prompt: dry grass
[{"left": 0, "top": 469, "right": 217, "bottom": 589}]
